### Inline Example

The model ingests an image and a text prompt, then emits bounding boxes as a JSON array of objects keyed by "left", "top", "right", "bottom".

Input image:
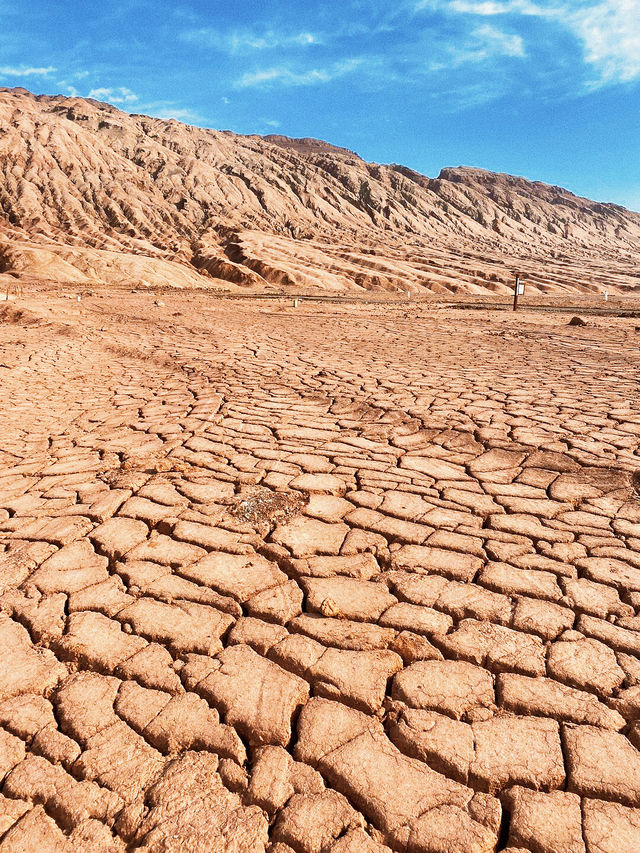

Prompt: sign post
[{"left": 513, "top": 274, "right": 524, "bottom": 312}]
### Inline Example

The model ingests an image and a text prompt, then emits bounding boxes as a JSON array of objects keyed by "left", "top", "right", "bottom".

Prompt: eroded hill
[{"left": 1, "top": 86, "right": 640, "bottom": 295}]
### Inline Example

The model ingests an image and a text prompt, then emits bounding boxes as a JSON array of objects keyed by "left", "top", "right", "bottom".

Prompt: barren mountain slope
[{"left": 1, "top": 86, "right": 640, "bottom": 294}]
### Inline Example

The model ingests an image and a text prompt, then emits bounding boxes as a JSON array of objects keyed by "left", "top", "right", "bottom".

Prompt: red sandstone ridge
[{"left": 1, "top": 86, "right": 640, "bottom": 294}]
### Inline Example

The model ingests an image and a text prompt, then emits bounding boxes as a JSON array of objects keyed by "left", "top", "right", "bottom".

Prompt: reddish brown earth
[
  {"left": 2, "top": 87, "right": 640, "bottom": 298},
  {"left": 1, "top": 289, "right": 640, "bottom": 850}
]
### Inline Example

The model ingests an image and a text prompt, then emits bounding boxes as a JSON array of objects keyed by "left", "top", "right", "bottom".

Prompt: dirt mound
[{"left": 0, "top": 304, "right": 40, "bottom": 325}]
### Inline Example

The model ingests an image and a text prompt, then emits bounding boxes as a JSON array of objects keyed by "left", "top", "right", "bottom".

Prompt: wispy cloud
[
  {"left": 146, "top": 106, "right": 200, "bottom": 121},
  {"left": 476, "top": 23, "right": 525, "bottom": 56},
  {"left": 235, "top": 58, "right": 364, "bottom": 88},
  {"left": 0, "top": 65, "right": 56, "bottom": 77},
  {"left": 57, "top": 82, "right": 79, "bottom": 97},
  {"left": 127, "top": 97, "right": 205, "bottom": 123},
  {"left": 181, "top": 27, "right": 319, "bottom": 53},
  {"left": 432, "top": 78, "right": 512, "bottom": 109},
  {"left": 87, "top": 86, "right": 139, "bottom": 104},
  {"left": 431, "top": 23, "right": 525, "bottom": 68},
  {"left": 418, "top": 0, "right": 640, "bottom": 86},
  {"left": 421, "top": 0, "right": 547, "bottom": 14},
  {"left": 568, "top": 1, "right": 640, "bottom": 85}
]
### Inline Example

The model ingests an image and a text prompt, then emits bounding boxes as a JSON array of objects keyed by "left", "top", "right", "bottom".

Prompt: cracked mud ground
[{"left": 2, "top": 292, "right": 640, "bottom": 853}]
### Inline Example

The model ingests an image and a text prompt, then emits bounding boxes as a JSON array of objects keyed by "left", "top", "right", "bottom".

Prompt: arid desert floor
[{"left": 2, "top": 289, "right": 640, "bottom": 852}]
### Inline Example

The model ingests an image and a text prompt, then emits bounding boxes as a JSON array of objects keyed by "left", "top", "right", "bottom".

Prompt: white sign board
[{"left": 517, "top": 283, "right": 525, "bottom": 295}]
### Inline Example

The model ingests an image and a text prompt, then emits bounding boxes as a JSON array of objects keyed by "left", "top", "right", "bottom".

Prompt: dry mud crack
[{"left": 2, "top": 291, "right": 640, "bottom": 852}]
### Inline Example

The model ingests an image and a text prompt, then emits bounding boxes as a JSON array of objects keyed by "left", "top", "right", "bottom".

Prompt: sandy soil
[{"left": 1, "top": 289, "right": 640, "bottom": 852}]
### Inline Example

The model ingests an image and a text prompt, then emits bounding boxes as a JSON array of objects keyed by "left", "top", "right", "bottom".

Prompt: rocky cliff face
[{"left": 1, "top": 86, "right": 639, "bottom": 294}]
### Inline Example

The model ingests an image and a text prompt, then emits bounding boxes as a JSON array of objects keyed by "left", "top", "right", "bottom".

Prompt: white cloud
[
  {"left": 148, "top": 107, "right": 199, "bottom": 121},
  {"left": 236, "top": 68, "right": 324, "bottom": 87},
  {"left": 129, "top": 98, "right": 204, "bottom": 123},
  {"left": 568, "top": 0, "right": 640, "bottom": 85},
  {"left": 0, "top": 65, "right": 56, "bottom": 76},
  {"left": 415, "top": 0, "right": 545, "bottom": 12},
  {"left": 235, "top": 58, "right": 363, "bottom": 88},
  {"left": 479, "top": 23, "right": 525, "bottom": 55},
  {"left": 469, "top": 23, "right": 525, "bottom": 58},
  {"left": 265, "top": 119, "right": 281, "bottom": 127},
  {"left": 181, "top": 27, "right": 319, "bottom": 53},
  {"left": 429, "top": 23, "right": 525, "bottom": 69},
  {"left": 58, "top": 83, "right": 79, "bottom": 97},
  {"left": 418, "top": 0, "right": 640, "bottom": 85},
  {"left": 87, "top": 86, "right": 139, "bottom": 104},
  {"left": 447, "top": 0, "right": 547, "bottom": 14}
]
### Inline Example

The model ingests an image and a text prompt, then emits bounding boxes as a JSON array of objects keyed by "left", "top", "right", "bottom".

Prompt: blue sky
[{"left": 1, "top": 0, "right": 639, "bottom": 209}]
